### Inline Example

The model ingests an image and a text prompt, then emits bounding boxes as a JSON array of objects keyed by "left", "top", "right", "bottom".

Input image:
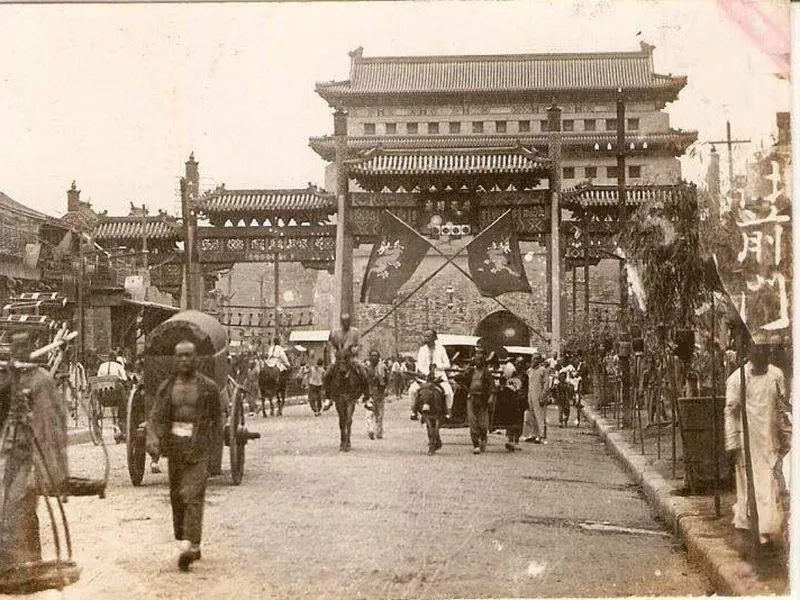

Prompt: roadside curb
[
  {"left": 67, "top": 428, "right": 92, "bottom": 446},
  {"left": 583, "top": 404, "right": 775, "bottom": 597}
]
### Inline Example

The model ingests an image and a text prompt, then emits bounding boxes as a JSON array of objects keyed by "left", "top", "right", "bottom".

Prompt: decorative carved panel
[{"left": 197, "top": 225, "right": 335, "bottom": 264}]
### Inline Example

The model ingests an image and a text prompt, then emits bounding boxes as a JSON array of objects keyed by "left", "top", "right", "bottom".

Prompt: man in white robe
[{"left": 724, "top": 343, "right": 791, "bottom": 547}]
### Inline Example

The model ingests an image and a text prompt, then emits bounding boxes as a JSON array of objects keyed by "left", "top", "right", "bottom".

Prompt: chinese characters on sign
[{"left": 717, "top": 147, "right": 792, "bottom": 341}]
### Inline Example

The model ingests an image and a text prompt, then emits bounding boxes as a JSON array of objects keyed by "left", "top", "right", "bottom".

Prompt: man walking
[
  {"left": 454, "top": 347, "right": 496, "bottom": 454},
  {"left": 408, "top": 330, "right": 453, "bottom": 421},
  {"left": 724, "top": 342, "right": 791, "bottom": 552},
  {"left": 364, "top": 350, "right": 388, "bottom": 440},
  {"left": 523, "top": 354, "right": 549, "bottom": 444},
  {"left": 146, "top": 340, "right": 221, "bottom": 571}
]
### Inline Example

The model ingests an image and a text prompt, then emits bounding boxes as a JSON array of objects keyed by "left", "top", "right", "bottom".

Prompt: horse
[
  {"left": 326, "top": 360, "right": 367, "bottom": 452},
  {"left": 258, "top": 365, "right": 290, "bottom": 417}
]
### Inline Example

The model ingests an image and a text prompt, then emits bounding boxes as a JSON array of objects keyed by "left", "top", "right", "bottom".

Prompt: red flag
[
  {"left": 467, "top": 211, "right": 531, "bottom": 297},
  {"left": 360, "top": 211, "right": 431, "bottom": 304}
]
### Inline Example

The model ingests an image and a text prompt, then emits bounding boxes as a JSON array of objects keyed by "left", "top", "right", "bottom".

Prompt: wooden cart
[{"left": 125, "top": 310, "right": 259, "bottom": 487}]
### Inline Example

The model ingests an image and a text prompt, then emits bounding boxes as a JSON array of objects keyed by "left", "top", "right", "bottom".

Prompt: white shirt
[
  {"left": 502, "top": 362, "right": 516, "bottom": 379},
  {"left": 264, "top": 345, "right": 291, "bottom": 371},
  {"left": 97, "top": 361, "right": 127, "bottom": 381},
  {"left": 416, "top": 343, "right": 450, "bottom": 380}
]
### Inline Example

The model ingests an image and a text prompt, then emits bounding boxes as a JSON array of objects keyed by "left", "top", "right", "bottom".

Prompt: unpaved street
[{"left": 32, "top": 399, "right": 711, "bottom": 599}]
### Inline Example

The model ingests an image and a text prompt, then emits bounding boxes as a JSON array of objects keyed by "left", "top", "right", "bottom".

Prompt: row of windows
[
  {"left": 562, "top": 165, "right": 642, "bottom": 179},
  {"left": 363, "top": 118, "right": 640, "bottom": 136}
]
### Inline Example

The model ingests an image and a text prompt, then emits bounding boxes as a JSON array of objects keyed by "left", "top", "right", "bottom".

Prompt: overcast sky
[{"left": 0, "top": 0, "right": 790, "bottom": 219}]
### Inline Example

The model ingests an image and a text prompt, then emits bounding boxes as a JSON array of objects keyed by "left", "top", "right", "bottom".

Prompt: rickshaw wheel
[
  {"left": 126, "top": 385, "right": 147, "bottom": 486},
  {"left": 88, "top": 390, "right": 103, "bottom": 446},
  {"left": 229, "top": 388, "right": 246, "bottom": 486}
]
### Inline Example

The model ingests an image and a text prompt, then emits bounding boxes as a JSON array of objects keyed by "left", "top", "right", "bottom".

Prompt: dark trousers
[
  {"left": 467, "top": 396, "right": 490, "bottom": 448},
  {"left": 558, "top": 400, "right": 571, "bottom": 424},
  {"left": 424, "top": 415, "right": 442, "bottom": 451},
  {"left": 308, "top": 385, "right": 323, "bottom": 413},
  {"left": 167, "top": 435, "right": 208, "bottom": 545},
  {"left": 335, "top": 398, "right": 356, "bottom": 448}
]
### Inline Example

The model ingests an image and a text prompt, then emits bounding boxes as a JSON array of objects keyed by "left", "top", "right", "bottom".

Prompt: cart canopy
[{"left": 145, "top": 310, "right": 227, "bottom": 357}]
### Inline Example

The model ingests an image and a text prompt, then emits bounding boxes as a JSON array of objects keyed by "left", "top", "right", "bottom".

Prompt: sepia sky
[{"left": 0, "top": 0, "right": 791, "bottom": 218}]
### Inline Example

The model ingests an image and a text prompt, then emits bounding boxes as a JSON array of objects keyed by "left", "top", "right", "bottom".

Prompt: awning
[
  {"left": 289, "top": 330, "right": 329, "bottom": 343},
  {"left": 438, "top": 334, "right": 481, "bottom": 347},
  {"left": 505, "top": 346, "right": 539, "bottom": 355},
  {"left": 293, "top": 344, "right": 308, "bottom": 352}
]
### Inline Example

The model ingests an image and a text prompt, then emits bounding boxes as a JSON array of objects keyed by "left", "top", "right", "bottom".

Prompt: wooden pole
[
  {"left": 711, "top": 292, "right": 721, "bottom": 516},
  {"left": 547, "top": 103, "right": 563, "bottom": 357},
  {"left": 274, "top": 255, "right": 280, "bottom": 341},
  {"left": 738, "top": 329, "right": 761, "bottom": 551},
  {"left": 571, "top": 266, "right": 577, "bottom": 335},
  {"left": 584, "top": 245, "right": 590, "bottom": 321},
  {"left": 332, "top": 110, "right": 353, "bottom": 328},
  {"left": 77, "top": 229, "right": 85, "bottom": 364},
  {"left": 617, "top": 89, "right": 632, "bottom": 428}
]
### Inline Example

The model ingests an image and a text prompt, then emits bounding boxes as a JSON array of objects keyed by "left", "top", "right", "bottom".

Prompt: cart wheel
[
  {"left": 89, "top": 391, "right": 103, "bottom": 446},
  {"left": 126, "top": 385, "right": 147, "bottom": 487},
  {"left": 229, "top": 388, "right": 246, "bottom": 485}
]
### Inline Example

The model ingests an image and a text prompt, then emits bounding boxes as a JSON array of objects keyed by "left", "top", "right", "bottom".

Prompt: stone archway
[{"left": 474, "top": 310, "right": 530, "bottom": 355}]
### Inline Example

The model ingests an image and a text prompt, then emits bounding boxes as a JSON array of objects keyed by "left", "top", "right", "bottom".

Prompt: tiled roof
[
  {"left": 562, "top": 184, "right": 695, "bottom": 207},
  {"left": 199, "top": 188, "right": 335, "bottom": 216},
  {"left": 0, "top": 191, "right": 59, "bottom": 223},
  {"left": 309, "top": 131, "right": 698, "bottom": 161},
  {"left": 317, "top": 45, "right": 686, "bottom": 99},
  {"left": 350, "top": 152, "right": 549, "bottom": 176},
  {"left": 93, "top": 217, "right": 181, "bottom": 242}
]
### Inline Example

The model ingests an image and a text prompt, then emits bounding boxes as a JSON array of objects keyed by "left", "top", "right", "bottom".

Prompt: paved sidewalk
[{"left": 582, "top": 399, "right": 790, "bottom": 596}]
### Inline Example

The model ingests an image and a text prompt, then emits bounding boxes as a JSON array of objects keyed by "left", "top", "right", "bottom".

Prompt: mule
[
  {"left": 258, "top": 365, "right": 290, "bottom": 417},
  {"left": 326, "top": 361, "right": 367, "bottom": 452},
  {"left": 414, "top": 379, "right": 447, "bottom": 455}
]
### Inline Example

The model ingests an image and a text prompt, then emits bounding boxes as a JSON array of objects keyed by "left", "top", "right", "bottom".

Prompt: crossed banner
[{"left": 359, "top": 210, "right": 547, "bottom": 343}]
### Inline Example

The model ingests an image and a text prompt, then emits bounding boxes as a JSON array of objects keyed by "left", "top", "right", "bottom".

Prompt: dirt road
[{"left": 29, "top": 398, "right": 712, "bottom": 599}]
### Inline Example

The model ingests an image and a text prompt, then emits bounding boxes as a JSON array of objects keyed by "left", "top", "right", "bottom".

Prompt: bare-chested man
[{"left": 146, "top": 340, "right": 221, "bottom": 571}]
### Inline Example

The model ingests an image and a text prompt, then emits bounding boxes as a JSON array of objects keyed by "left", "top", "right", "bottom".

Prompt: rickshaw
[
  {"left": 414, "top": 334, "right": 524, "bottom": 430},
  {"left": 87, "top": 373, "right": 128, "bottom": 446},
  {"left": 125, "top": 310, "right": 259, "bottom": 487}
]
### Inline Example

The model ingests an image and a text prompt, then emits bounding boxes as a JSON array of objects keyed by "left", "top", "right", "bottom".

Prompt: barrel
[{"left": 676, "top": 395, "right": 732, "bottom": 493}]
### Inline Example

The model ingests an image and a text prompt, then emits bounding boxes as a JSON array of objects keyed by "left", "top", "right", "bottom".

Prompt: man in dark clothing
[
  {"left": 454, "top": 347, "right": 496, "bottom": 454},
  {"left": 364, "top": 350, "right": 388, "bottom": 440},
  {"left": 146, "top": 340, "right": 221, "bottom": 571},
  {"left": 552, "top": 371, "right": 575, "bottom": 427}
]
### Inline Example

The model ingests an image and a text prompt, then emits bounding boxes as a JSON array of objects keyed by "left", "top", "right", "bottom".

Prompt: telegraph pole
[{"left": 708, "top": 121, "right": 750, "bottom": 192}]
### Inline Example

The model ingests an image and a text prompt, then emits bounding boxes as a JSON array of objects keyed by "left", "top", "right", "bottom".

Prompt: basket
[{"left": 0, "top": 560, "right": 81, "bottom": 594}]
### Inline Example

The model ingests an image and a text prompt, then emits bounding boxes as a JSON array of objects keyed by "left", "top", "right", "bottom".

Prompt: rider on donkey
[
  {"left": 322, "top": 313, "right": 363, "bottom": 406},
  {"left": 408, "top": 330, "right": 454, "bottom": 422},
  {"left": 261, "top": 336, "right": 291, "bottom": 416}
]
